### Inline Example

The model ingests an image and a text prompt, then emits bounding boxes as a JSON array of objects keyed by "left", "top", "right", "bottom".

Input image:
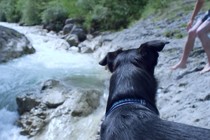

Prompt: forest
[{"left": 0, "top": 0, "right": 168, "bottom": 31}]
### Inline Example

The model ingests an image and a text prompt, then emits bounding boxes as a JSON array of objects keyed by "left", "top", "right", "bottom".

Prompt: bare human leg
[
  {"left": 171, "top": 20, "right": 203, "bottom": 70},
  {"left": 197, "top": 20, "right": 210, "bottom": 74}
]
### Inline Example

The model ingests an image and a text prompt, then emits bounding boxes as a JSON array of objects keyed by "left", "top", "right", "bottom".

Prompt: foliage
[
  {"left": 164, "top": 30, "right": 184, "bottom": 39},
  {"left": 0, "top": 0, "right": 20, "bottom": 22},
  {"left": 41, "top": 1, "right": 68, "bottom": 24},
  {"left": 77, "top": 0, "right": 147, "bottom": 30},
  {"left": 142, "top": 0, "right": 172, "bottom": 18},
  {"left": 57, "top": 0, "right": 81, "bottom": 18},
  {"left": 17, "top": 0, "right": 40, "bottom": 25},
  {"left": 0, "top": 0, "right": 177, "bottom": 30},
  {"left": 0, "top": 6, "right": 6, "bottom": 21},
  {"left": 22, "top": 0, "right": 41, "bottom": 25},
  {"left": 16, "top": 0, "right": 50, "bottom": 25},
  {"left": 148, "top": 0, "right": 169, "bottom": 9},
  {"left": 41, "top": 0, "right": 68, "bottom": 32}
]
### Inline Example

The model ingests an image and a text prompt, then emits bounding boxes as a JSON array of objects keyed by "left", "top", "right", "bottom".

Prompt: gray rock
[
  {"left": 42, "top": 91, "right": 66, "bottom": 108},
  {"left": 41, "top": 79, "right": 60, "bottom": 91},
  {"left": 71, "top": 89, "right": 101, "bottom": 117},
  {"left": 16, "top": 94, "right": 41, "bottom": 115},
  {"left": 70, "top": 26, "right": 87, "bottom": 42},
  {"left": 17, "top": 106, "right": 46, "bottom": 136},
  {"left": 0, "top": 25, "right": 35, "bottom": 63},
  {"left": 65, "top": 34, "right": 79, "bottom": 47},
  {"left": 79, "top": 46, "right": 94, "bottom": 53},
  {"left": 41, "top": 79, "right": 68, "bottom": 108},
  {"left": 63, "top": 23, "right": 74, "bottom": 35},
  {"left": 16, "top": 78, "right": 103, "bottom": 138}
]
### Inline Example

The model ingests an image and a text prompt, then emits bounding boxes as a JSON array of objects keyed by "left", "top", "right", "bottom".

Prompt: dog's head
[{"left": 99, "top": 40, "right": 169, "bottom": 74}]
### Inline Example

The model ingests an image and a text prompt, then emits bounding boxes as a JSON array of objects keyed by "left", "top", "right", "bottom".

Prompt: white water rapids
[{"left": 0, "top": 22, "right": 107, "bottom": 140}]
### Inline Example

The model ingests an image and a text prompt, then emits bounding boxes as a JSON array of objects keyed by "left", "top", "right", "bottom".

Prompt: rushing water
[{"left": 0, "top": 22, "right": 106, "bottom": 140}]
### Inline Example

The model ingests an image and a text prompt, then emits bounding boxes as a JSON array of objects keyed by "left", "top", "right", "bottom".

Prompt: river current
[{"left": 0, "top": 22, "right": 106, "bottom": 140}]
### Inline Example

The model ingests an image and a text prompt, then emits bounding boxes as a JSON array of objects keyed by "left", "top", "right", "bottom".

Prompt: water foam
[
  {"left": 0, "top": 108, "right": 28, "bottom": 140},
  {"left": 0, "top": 22, "right": 107, "bottom": 140}
]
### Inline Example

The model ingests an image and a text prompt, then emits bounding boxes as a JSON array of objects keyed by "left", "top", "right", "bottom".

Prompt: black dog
[{"left": 99, "top": 40, "right": 210, "bottom": 140}]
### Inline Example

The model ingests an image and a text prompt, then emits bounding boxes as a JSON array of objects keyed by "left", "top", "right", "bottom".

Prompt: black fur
[{"left": 99, "top": 40, "right": 210, "bottom": 140}]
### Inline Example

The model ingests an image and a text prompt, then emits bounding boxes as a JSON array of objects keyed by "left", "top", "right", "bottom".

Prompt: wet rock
[
  {"left": 41, "top": 79, "right": 60, "bottom": 91},
  {"left": 16, "top": 94, "right": 41, "bottom": 115},
  {"left": 16, "top": 78, "right": 103, "bottom": 138},
  {"left": 41, "top": 79, "right": 69, "bottom": 108},
  {"left": 16, "top": 99, "right": 48, "bottom": 137},
  {"left": 0, "top": 25, "right": 35, "bottom": 63},
  {"left": 42, "top": 91, "right": 65, "bottom": 108}
]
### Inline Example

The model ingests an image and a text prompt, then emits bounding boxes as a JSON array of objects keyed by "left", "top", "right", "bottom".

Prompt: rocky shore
[
  {"left": 90, "top": 16, "right": 210, "bottom": 129},
  {"left": 1, "top": 5, "right": 210, "bottom": 139},
  {"left": 16, "top": 79, "right": 104, "bottom": 140}
]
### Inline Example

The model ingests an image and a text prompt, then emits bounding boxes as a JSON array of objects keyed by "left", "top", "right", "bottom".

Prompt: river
[{"left": 0, "top": 22, "right": 106, "bottom": 140}]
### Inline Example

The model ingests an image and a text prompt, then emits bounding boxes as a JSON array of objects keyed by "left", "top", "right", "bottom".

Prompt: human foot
[
  {"left": 200, "top": 64, "right": 210, "bottom": 74},
  {"left": 171, "top": 62, "right": 187, "bottom": 70}
]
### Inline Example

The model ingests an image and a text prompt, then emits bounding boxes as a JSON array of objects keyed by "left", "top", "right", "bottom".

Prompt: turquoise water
[
  {"left": 0, "top": 47, "right": 104, "bottom": 111},
  {"left": 0, "top": 23, "right": 106, "bottom": 140}
]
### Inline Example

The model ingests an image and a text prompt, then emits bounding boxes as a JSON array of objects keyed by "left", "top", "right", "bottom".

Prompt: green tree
[
  {"left": 0, "top": 0, "right": 20, "bottom": 22},
  {"left": 17, "top": 0, "right": 50, "bottom": 25}
]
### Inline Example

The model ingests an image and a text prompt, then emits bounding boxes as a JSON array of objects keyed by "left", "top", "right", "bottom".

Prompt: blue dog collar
[{"left": 106, "top": 99, "right": 147, "bottom": 116}]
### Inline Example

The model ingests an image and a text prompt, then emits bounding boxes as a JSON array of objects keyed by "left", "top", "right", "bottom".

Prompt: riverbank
[
  {"left": 1, "top": 1, "right": 210, "bottom": 138},
  {"left": 90, "top": 16, "right": 210, "bottom": 129},
  {"left": 0, "top": 22, "right": 107, "bottom": 140},
  {"left": 90, "top": 14, "right": 210, "bottom": 129}
]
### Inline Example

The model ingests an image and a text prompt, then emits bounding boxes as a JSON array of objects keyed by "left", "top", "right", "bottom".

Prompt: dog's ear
[
  {"left": 139, "top": 40, "right": 169, "bottom": 52},
  {"left": 99, "top": 48, "right": 123, "bottom": 72}
]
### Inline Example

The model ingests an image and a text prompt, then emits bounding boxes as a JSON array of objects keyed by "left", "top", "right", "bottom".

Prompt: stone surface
[
  {"left": 41, "top": 79, "right": 60, "bottom": 91},
  {"left": 65, "top": 34, "right": 79, "bottom": 47},
  {"left": 62, "top": 23, "right": 74, "bottom": 35},
  {"left": 71, "top": 89, "right": 101, "bottom": 117},
  {"left": 16, "top": 79, "right": 103, "bottom": 138},
  {"left": 16, "top": 94, "right": 41, "bottom": 115},
  {"left": 6, "top": 2, "right": 210, "bottom": 138},
  {"left": 0, "top": 25, "right": 35, "bottom": 63}
]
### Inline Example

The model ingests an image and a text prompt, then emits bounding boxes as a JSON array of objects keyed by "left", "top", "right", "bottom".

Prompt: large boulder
[
  {"left": 16, "top": 79, "right": 103, "bottom": 138},
  {"left": 71, "top": 26, "right": 87, "bottom": 42},
  {"left": 64, "top": 26, "right": 87, "bottom": 47},
  {"left": 0, "top": 25, "right": 35, "bottom": 63}
]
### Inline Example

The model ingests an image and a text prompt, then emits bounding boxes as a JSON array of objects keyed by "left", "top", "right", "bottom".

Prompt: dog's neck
[
  {"left": 106, "top": 64, "right": 158, "bottom": 115},
  {"left": 106, "top": 98, "right": 159, "bottom": 116}
]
